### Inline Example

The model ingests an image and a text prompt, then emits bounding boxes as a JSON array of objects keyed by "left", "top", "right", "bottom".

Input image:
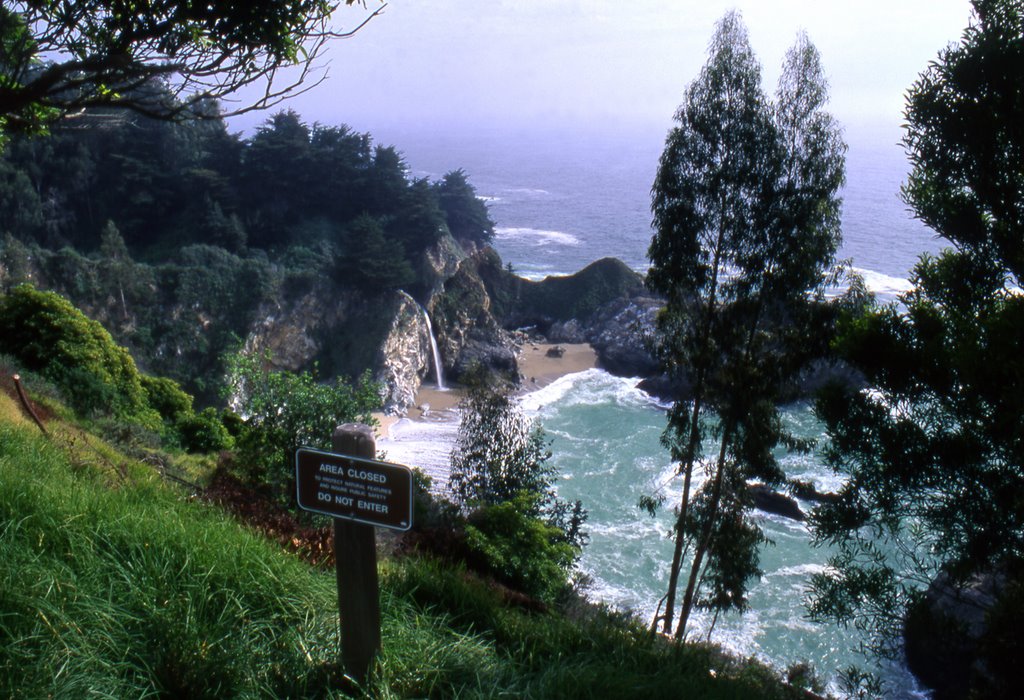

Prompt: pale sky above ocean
[{"left": 228, "top": 0, "right": 972, "bottom": 137}]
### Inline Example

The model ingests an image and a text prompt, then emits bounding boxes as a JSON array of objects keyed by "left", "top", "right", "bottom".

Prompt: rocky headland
[{"left": 238, "top": 232, "right": 663, "bottom": 416}]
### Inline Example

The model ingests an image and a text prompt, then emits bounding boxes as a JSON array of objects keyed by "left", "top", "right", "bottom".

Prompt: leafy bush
[
  {"left": 140, "top": 374, "right": 194, "bottom": 420},
  {"left": 225, "top": 351, "right": 381, "bottom": 505},
  {"left": 449, "top": 380, "right": 588, "bottom": 552},
  {"left": 465, "top": 493, "right": 578, "bottom": 603},
  {"left": 445, "top": 381, "right": 587, "bottom": 602},
  {"left": 0, "top": 284, "right": 156, "bottom": 424},
  {"left": 176, "top": 407, "right": 234, "bottom": 453}
]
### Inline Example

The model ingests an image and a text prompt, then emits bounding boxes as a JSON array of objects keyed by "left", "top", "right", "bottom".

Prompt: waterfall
[{"left": 422, "top": 307, "right": 446, "bottom": 390}]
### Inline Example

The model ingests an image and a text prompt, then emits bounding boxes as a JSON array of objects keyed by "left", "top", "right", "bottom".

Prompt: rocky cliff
[
  {"left": 239, "top": 232, "right": 476, "bottom": 414},
  {"left": 436, "top": 250, "right": 661, "bottom": 381}
]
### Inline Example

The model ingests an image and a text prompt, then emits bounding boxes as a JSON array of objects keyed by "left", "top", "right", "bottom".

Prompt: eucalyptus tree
[
  {"left": 810, "top": 1, "right": 1024, "bottom": 685},
  {"left": 647, "top": 13, "right": 844, "bottom": 640}
]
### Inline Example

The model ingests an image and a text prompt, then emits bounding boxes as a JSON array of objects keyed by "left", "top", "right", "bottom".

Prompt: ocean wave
[
  {"left": 495, "top": 227, "right": 581, "bottom": 247},
  {"left": 503, "top": 186, "right": 551, "bottom": 196},
  {"left": 377, "top": 417, "right": 460, "bottom": 491},
  {"left": 850, "top": 267, "right": 915, "bottom": 297},
  {"left": 768, "top": 563, "right": 827, "bottom": 578},
  {"left": 520, "top": 368, "right": 654, "bottom": 414},
  {"left": 514, "top": 267, "right": 568, "bottom": 281}
]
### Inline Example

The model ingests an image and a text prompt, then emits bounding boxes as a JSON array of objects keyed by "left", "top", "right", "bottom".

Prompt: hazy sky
[{"left": 228, "top": 1, "right": 973, "bottom": 138}]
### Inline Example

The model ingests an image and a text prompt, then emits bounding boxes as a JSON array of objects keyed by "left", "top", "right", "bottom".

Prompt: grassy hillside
[{"left": 0, "top": 387, "right": 813, "bottom": 699}]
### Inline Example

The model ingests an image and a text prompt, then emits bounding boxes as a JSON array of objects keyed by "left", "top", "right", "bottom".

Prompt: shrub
[
  {"left": 176, "top": 407, "right": 234, "bottom": 453},
  {"left": 449, "top": 380, "right": 588, "bottom": 552},
  {"left": 0, "top": 284, "right": 155, "bottom": 424},
  {"left": 464, "top": 493, "right": 577, "bottom": 603},
  {"left": 140, "top": 374, "right": 194, "bottom": 420},
  {"left": 225, "top": 351, "right": 381, "bottom": 506}
]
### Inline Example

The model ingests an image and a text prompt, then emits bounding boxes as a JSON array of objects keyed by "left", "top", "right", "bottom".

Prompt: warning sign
[{"left": 295, "top": 447, "right": 413, "bottom": 531}]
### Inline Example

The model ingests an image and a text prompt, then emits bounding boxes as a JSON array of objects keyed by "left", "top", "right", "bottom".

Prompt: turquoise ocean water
[{"left": 379, "top": 122, "right": 943, "bottom": 697}]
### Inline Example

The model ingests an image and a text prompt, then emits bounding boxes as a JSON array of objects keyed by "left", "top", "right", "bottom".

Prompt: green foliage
[
  {"left": 448, "top": 380, "right": 587, "bottom": 602},
  {"left": 141, "top": 374, "right": 194, "bottom": 421},
  {"left": 383, "top": 557, "right": 808, "bottom": 700},
  {"left": 144, "top": 246, "right": 275, "bottom": 403},
  {"left": 464, "top": 493, "right": 579, "bottom": 603},
  {"left": 333, "top": 214, "right": 416, "bottom": 291},
  {"left": 0, "top": 284, "right": 155, "bottom": 423},
  {"left": 435, "top": 168, "right": 495, "bottom": 247},
  {"left": 175, "top": 407, "right": 234, "bottom": 454},
  {"left": 450, "top": 381, "right": 556, "bottom": 509},
  {"left": 0, "top": 1, "right": 371, "bottom": 138},
  {"left": 0, "top": 395, "right": 808, "bottom": 699},
  {"left": 647, "top": 11, "right": 844, "bottom": 638},
  {"left": 141, "top": 373, "right": 233, "bottom": 452},
  {"left": 901, "top": 0, "right": 1024, "bottom": 281},
  {"left": 226, "top": 351, "right": 381, "bottom": 505},
  {"left": 810, "top": 3, "right": 1024, "bottom": 684},
  {"left": 0, "top": 233, "right": 33, "bottom": 290},
  {"left": 0, "top": 414, "right": 341, "bottom": 698},
  {"left": 450, "top": 380, "right": 587, "bottom": 546}
]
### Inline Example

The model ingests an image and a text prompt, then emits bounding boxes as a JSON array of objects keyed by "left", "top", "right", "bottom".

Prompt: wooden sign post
[{"left": 294, "top": 423, "right": 414, "bottom": 687}]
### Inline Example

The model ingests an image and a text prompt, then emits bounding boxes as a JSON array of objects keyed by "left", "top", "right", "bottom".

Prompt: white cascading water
[{"left": 422, "top": 307, "right": 446, "bottom": 390}]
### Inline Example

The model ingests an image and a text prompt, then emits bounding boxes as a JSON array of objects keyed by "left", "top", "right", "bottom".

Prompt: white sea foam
[
  {"left": 516, "top": 268, "right": 567, "bottom": 281},
  {"left": 769, "top": 563, "right": 827, "bottom": 579},
  {"left": 495, "top": 227, "right": 580, "bottom": 247},
  {"left": 852, "top": 266, "right": 915, "bottom": 297},
  {"left": 503, "top": 186, "right": 551, "bottom": 196},
  {"left": 377, "top": 415, "right": 460, "bottom": 492},
  {"left": 520, "top": 368, "right": 654, "bottom": 415}
]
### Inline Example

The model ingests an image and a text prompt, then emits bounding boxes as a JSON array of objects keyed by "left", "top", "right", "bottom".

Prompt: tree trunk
[
  {"left": 659, "top": 210, "right": 728, "bottom": 634},
  {"left": 675, "top": 429, "right": 731, "bottom": 640}
]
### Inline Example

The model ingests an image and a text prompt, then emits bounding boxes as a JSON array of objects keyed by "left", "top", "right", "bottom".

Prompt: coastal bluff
[{"left": 235, "top": 239, "right": 659, "bottom": 416}]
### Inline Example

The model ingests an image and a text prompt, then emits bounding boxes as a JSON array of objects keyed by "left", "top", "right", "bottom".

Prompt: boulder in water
[{"left": 748, "top": 484, "right": 805, "bottom": 521}]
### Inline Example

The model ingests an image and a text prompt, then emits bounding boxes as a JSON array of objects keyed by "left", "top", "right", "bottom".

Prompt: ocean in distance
[{"left": 376, "top": 120, "right": 942, "bottom": 697}]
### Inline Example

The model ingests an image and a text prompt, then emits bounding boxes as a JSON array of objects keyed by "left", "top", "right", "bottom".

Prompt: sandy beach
[{"left": 371, "top": 342, "right": 598, "bottom": 439}]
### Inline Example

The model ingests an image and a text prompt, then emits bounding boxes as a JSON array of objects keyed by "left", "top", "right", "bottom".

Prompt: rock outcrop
[
  {"left": 456, "top": 252, "right": 661, "bottom": 380},
  {"left": 243, "top": 281, "right": 348, "bottom": 373},
  {"left": 747, "top": 484, "right": 806, "bottom": 522},
  {"left": 374, "top": 292, "right": 433, "bottom": 413},
  {"left": 584, "top": 295, "right": 660, "bottom": 377},
  {"left": 431, "top": 249, "right": 520, "bottom": 384},
  {"left": 904, "top": 570, "right": 1008, "bottom": 699},
  {"left": 242, "top": 283, "right": 436, "bottom": 415}
]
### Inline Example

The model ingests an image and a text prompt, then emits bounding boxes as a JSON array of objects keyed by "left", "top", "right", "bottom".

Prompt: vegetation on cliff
[
  {"left": 0, "top": 102, "right": 500, "bottom": 403},
  {"left": 645, "top": 13, "right": 845, "bottom": 640},
  {"left": 0, "top": 312, "right": 814, "bottom": 699}
]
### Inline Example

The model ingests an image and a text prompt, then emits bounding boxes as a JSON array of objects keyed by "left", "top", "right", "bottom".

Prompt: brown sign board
[{"left": 295, "top": 447, "right": 413, "bottom": 531}]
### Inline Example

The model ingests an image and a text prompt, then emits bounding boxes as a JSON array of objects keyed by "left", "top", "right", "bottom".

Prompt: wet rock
[
  {"left": 546, "top": 345, "right": 565, "bottom": 358},
  {"left": 904, "top": 570, "right": 1007, "bottom": 699},
  {"left": 374, "top": 292, "right": 432, "bottom": 414},
  {"left": 788, "top": 479, "right": 841, "bottom": 506},
  {"left": 547, "top": 319, "right": 586, "bottom": 343},
  {"left": 451, "top": 330, "right": 519, "bottom": 384},
  {"left": 638, "top": 374, "right": 691, "bottom": 402},
  {"left": 748, "top": 484, "right": 805, "bottom": 521},
  {"left": 585, "top": 296, "right": 661, "bottom": 377}
]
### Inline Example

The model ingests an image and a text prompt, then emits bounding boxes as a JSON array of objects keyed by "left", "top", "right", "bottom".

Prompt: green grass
[{"left": 0, "top": 393, "right": 807, "bottom": 699}]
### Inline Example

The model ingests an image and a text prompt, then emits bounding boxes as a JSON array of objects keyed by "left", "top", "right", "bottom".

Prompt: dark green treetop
[
  {"left": 435, "top": 169, "right": 495, "bottom": 248},
  {"left": 810, "top": 3, "right": 1024, "bottom": 675}
]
